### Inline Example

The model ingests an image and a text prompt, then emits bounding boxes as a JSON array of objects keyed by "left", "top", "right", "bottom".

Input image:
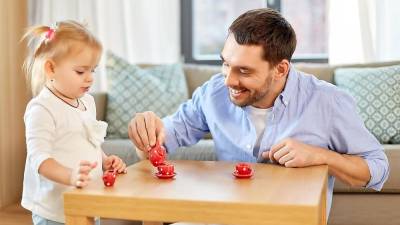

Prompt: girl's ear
[{"left": 44, "top": 59, "right": 56, "bottom": 79}]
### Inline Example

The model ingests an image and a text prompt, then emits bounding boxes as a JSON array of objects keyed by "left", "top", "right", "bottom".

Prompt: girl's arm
[{"left": 39, "top": 158, "right": 97, "bottom": 187}]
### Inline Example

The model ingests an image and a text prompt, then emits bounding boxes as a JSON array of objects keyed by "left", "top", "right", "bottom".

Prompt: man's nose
[{"left": 224, "top": 68, "right": 238, "bottom": 87}]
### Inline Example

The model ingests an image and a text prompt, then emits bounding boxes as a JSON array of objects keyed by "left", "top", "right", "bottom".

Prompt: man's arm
[
  {"left": 263, "top": 139, "right": 371, "bottom": 187},
  {"left": 129, "top": 79, "right": 212, "bottom": 154},
  {"left": 324, "top": 151, "right": 371, "bottom": 187},
  {"left": 327, "top": 90, "right": 389, "bottom": 190},
  {"left": 161, "top": 82, "right": 212, "bottom": 154},
  {"left": 263, "top": 90, "right": 389, "bottom": 189}
]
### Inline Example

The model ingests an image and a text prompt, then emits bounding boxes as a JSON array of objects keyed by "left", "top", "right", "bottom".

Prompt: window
[{"left": 181, "top": 0, "right": 328, "bottom": 64}]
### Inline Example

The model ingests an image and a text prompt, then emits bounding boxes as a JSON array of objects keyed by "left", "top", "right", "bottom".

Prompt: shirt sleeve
[
  {"left": 24, "top": 103, "right": 56, "bottom": 174},
  {"left": 329, "top": 90, "right": 389, "bottom": 190},
  {"left": 162, "top": 84, "right": 210, "bottom": 154}
]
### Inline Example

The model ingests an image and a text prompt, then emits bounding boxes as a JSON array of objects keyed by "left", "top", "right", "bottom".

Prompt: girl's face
[{"left": 47, "top": 45, "right": 101, "bottom": 99}]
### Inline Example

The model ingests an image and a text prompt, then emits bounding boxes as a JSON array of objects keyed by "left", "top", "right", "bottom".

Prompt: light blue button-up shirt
[{"left": 163, "top": 66, "right": 389, "bottom": 215}]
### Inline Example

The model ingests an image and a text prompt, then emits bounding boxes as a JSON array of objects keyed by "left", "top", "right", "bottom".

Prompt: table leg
[
  {"left": 319, "top": 180, "right": 327, "bottom": 225},
  {"left": 142, "top": 222, "right": 163, "bottom": 225},
  {"left": 65, "top": 215, "right": 94, "bottom": 225}
]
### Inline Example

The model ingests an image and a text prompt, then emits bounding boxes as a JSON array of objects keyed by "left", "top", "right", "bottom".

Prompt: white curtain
[
  {"left": 29, "top": 0, "right": 180, "bottom": 91},
  {"left": 328, "top": 0, "right": 400, "bottom": 64}
]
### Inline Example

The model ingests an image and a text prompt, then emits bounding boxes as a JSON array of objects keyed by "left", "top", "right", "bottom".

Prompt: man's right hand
[{"left": 128, "top": 111, "right": 165, "bottom": 152}]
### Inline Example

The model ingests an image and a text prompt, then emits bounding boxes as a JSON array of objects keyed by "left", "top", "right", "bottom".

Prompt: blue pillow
[
  {"left": 335, "top": 65, "right": 400, "bottom": 144},
  {"left": 105, "top": 52, "right": 188, "bottom": 138}
]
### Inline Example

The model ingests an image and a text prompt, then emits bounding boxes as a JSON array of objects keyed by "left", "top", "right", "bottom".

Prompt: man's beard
[{"left": 230, "top": 89, "right": 268, "bottom": 107}]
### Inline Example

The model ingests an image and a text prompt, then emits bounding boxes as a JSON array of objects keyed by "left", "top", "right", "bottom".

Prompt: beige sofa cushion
[
  {"left": 183, "top": 64, "right": 220, "bottom": 96},
  {"left": 93, "top": 92, "right": 107, "bottom": 121},
  {"left": 295, "top": 60, "right": 400, "bottom": 84}
]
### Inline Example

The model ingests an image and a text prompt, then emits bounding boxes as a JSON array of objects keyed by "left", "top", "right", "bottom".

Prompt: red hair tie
[{"left": 45, "top": 28, "right": 55, "bottom": 40}]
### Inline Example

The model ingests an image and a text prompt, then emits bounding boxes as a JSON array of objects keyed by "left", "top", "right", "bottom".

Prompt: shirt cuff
[
  {"left": 30, "top": 152, "right": 51, "bottom": 175},
  {"left": 162, "top": 117, "right": 180, "bottom": 154},
  {"left": 364, "top": 158, "right": 389, "bottom": 191}
]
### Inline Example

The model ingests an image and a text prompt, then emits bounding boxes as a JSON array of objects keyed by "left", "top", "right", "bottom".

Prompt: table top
[{"left": 64, "top": 160, "right": 328, "bottom": 225}]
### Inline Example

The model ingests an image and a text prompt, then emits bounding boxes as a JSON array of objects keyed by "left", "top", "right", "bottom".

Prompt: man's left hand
[{"left": 261, "top": 138, "right": 326, "bottom": 167}]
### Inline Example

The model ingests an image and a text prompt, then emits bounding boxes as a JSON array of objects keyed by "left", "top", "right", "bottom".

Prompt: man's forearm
[{"left": 319, "top": 148, "right": 371, "bottom": 187}]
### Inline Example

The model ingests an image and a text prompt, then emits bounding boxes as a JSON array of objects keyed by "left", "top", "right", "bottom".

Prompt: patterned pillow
[
  {"left": 334, "top": 65, "right": 400, "bottom": 144},
  {"left": 105, "top": 52, "right": 188, "bottom": 138}
]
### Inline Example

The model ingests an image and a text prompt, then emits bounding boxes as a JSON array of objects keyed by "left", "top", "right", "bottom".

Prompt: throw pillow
[
  {"left": 105, "top": 52, "right": 188, "bottom": 138},
  {"left": 334, "top": 65, "right": 400, "bottom": 144}
]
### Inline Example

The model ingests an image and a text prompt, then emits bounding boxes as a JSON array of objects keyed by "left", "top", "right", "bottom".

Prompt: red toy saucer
[
  {"left": 232, "top": 171, "right": 253, "bottom": 179},
  {"left": 155, "top": 172, "right": 176, "bottom": 179}
]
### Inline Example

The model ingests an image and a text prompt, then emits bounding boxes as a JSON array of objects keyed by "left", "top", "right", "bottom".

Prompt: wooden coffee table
[{"left": 64, "top": 160, "right": 328, "bottom": 225}]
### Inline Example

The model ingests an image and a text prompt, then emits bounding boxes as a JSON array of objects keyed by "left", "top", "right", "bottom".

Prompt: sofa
[{"left": 95, "top": 61, "right": 400, "bottom": 225}]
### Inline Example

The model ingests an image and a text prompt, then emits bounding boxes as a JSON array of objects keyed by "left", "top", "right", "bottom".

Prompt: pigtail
[{"left": 21, "top": 25, "right": 53, "bottom": 96}]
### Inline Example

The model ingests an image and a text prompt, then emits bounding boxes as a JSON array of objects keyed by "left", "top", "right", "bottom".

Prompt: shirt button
[{"left": 246, "top": 144, "right": 251, "bottom": 149}]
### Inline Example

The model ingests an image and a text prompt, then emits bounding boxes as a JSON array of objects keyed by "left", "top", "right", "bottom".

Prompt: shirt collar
[{"left": 279, "top": 64, "right": 299, "bottom": 107}]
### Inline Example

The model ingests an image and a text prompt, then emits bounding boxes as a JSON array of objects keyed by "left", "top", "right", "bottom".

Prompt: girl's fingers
[
  {"left": 91, "top": 161, "right": 98, "bottom": 169},
  {"left": 111, "top": 157, "right": 120, "bottom": 168},
  {"left": 79, "top": 165, "right": 93, "bottom": 174},
  {"left": 76, "top": 180, "right": 89, "bottom": 188}
]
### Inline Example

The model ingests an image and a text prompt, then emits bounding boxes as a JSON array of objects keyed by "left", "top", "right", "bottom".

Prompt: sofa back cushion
[
  {"left": 295, "top": 61, "right": 400, "bottom": 83},
  {"left": 183, "top": 64, "right": 221, "bottom": 97}
]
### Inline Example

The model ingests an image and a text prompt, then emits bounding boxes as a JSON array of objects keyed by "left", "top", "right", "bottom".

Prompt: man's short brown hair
[{"left": 229, "top": 8, "right": 297, "bottom": 66}]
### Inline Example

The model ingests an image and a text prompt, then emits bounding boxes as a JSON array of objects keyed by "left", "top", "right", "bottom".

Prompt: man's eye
[
  {"left": 75, "top": 71, "right": 84, "bottom": 75},
  {"left": 239, "top": 69, "right": 249, "bottom": 74}
]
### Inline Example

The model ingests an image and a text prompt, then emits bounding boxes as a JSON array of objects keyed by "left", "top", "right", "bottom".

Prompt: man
[{"left": 128, "top": 8, "right": 389, "bottom": 216}]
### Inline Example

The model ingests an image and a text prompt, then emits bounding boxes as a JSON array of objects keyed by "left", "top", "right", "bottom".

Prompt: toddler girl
[{"left": 21, "top": 20, "right": 126, "bottom": 225}]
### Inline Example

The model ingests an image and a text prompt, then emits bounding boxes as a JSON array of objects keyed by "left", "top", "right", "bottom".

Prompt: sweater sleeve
[{"left": 24, "top": 102, "right": 56, "bottom": 174}]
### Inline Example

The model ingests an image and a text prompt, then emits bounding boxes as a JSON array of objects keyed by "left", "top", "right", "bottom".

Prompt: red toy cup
[
  {"left": 235, "top": 163, "right": 252, "bottom": 175},
  {"left": 102, "top": 170, "right": 117, "bottom": 187},
  {"left": 157, "top": 163, "right": 175, "bottom": 175}
]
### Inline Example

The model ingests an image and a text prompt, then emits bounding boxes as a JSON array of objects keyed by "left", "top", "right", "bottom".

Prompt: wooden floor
[
  {"left": 0, "top": 204, "right": 141, "bottom": 225},
  {"left": 0, "top": 204, "right": 32, "bottom": 225}
]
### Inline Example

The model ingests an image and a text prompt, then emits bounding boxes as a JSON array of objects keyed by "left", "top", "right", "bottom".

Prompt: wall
[{"left": 0, "top": 0, "right": 28, "bottom": 208}]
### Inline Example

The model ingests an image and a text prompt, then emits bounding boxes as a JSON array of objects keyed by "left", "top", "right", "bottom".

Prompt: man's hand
[
  {"left": 262, "top": 138, "right": 326, "bottom": 167},
  {"left": 128, "top": 111, "right": 165, "bottom": 152},
  {"left": 262, "top": 138, "right": 372, "bottom": 187},
  {"left": 103, "top": 155, "right": 127, "bottom": 173}
]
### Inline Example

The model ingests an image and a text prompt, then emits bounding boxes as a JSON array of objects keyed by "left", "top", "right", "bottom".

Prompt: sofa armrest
[{"left": 91, "top": 92, "right": 107, "bottom": 121}]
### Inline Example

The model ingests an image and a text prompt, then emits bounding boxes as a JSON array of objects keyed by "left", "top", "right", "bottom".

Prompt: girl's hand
[
  {"left": 103, "top": 155, "right": 127, "bottom": 173},
  {"left": 70, "top": 160, "right": 97, "bottom": 188}
]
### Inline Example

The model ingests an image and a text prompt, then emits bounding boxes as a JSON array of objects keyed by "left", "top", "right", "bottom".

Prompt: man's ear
[
  {"left": 273, "top": 59, "right": 290, "bottom": 79},
  {"left": 44, "top": 59, "right": 56, "bottom": 79}
]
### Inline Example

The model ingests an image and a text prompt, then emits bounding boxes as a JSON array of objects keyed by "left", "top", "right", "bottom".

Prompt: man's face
[{"left": 221, "top": 34, "right": 277, "bottom": 108}]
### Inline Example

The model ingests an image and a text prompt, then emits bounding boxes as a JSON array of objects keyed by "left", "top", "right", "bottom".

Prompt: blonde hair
[{"left": 22, "top": 20, "right": 102, "bottom": 96}]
